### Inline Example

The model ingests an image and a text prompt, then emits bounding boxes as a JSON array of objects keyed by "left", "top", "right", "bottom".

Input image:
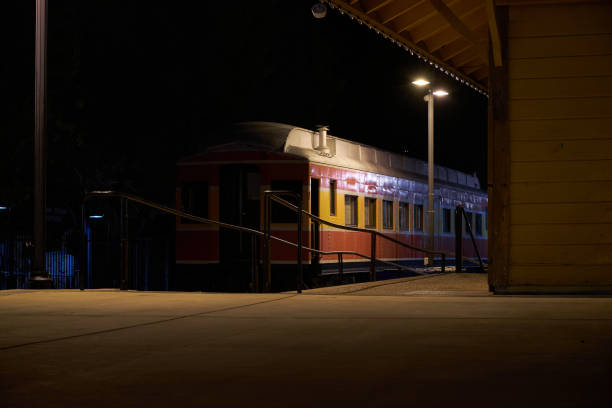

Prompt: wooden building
[{"left": 324, "top": 0, "right": 612, "bottom": 293}]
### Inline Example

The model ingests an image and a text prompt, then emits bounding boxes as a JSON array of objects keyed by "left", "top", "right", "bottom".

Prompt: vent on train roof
[{"left": 314, "top": 125, "right": 331, "bottom": 156}]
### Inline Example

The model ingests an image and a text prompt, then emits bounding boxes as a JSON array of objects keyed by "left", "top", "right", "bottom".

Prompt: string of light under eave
[{"left": 321, "top": 0, "right": 489, "bottom": 98}]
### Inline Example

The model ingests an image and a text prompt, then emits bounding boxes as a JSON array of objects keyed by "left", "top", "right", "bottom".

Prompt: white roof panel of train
[{"left": 202, "top": 121, "right": 482, "bottom": 191}]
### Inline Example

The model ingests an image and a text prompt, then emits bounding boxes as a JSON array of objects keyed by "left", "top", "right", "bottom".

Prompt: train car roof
[{"left": 182, "top": 121, "right": 483, "bottom": 192}]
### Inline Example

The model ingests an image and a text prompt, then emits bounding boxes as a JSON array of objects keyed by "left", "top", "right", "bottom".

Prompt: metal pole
[
  {"left": 80, "top": 204, "right": 86, "bottom": 290},
  {"left": 455, "top": 206, "right": 463, "bottom": 273},
  {"left": 164, "top": 239, "right": 169, "bottom": 291},
  {"left": 265, "top": 193, "right": 271, "bottom": 292},
  {"left": 462, "top": 210, "right": 486, "bottom": 273},
  {"left": 30, "top": 0, "right": 53, "bottom": 288},
  {"left": 441, "top": 254, "right": 446, "bottom": 273},
  {"left": 250, "top": 234, "right": 257, "bottom": 292},
  {"left": 426, "top": 89, "right": 435, "bottom": 266},
  {"left": 120, "top": 198, "right": 129, "bottom": 290},
  {"left": 8, "top": 208, "right": 15, "bottom": 285},
  {"left": 297, "top": 193, "right": 302, "bottom": 293},
  {"left": 370, "top": 232, "right": 376, "bottom": 281}
]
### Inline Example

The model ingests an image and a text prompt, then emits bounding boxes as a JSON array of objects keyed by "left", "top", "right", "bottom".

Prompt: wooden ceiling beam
[
  {"left": 349, "top": 0, "right": 365, "bottom": 11},
  {"left": 463, "top": 64, "right": 481, "bottom": 75},
  {"left": 437, "top": 38, "right": 472, "bottom": 61},
  {"left": 425, "top": 13, "right": 487, "bottom": 53},
  {"left": 474, "top": 66, "right": 489, "bottom": 81},
  {"left": 452, "top": 51, "right": 480, "bottom": 68},
  {"left": 436, "top": 23, "right": 488, "bottom": 59},
  {"left": 394, "top": 1, "right": 455, "bottom": 34},
  {"left": 427, "top": 30, "right": 462, "bottom": 53},
  {"left": 495, "top": 0, "right": 600, "bottom": 5},
  {"left": 402, "top": 0, "right": 482, "bottom": 37},
  {"left": 377, "top": 0, "right": 426, "bottom": 25},
  {"left": 361, "top": 0, "right": 396, "bottom": 14},
  {"left": 410, "top": 0, "right": 483, "bottom": 44}
]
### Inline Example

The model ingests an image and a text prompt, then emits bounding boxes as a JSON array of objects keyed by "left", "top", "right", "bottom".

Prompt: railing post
[
  {"left": 462, "top": 210, "right": 486, "bottom": 274},
  {"left": 370, "top": 232, "right": 376, "bottom": 281},
  {"left": 441, "top": 253, "right": 446, "bottom": 273},
  {"left": 338, "top": 253, "right": 343, "bottom": 281},
  {"left": 455, "top": 206, "right": 463, "bottom": 273},
  {"left": 296, "top": 193, "right": 302, "bottom": 294},
  {"left": 264, "top": 193, "right": 272, "bottom": 292},
  {"left": 120, "top": 197, "right": 129, "bottom": 290},
  {"left": 80, "top": 204, "right": 86, "bottom": 290},
  {"left": 250, "top": 234, "right": 257, "bottom": 292},
  {"left": 164, "top": 239, "right": 169, "bottom": 291}
]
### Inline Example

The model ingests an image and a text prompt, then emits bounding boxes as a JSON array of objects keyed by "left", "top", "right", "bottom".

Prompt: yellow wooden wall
[{"left": 505, "top": 2, "right": 612, "bottom": 290}]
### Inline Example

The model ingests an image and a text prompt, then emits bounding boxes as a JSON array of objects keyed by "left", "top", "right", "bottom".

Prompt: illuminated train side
[{"left": 175, "top": 122, "right": 487, "bottom": 290}]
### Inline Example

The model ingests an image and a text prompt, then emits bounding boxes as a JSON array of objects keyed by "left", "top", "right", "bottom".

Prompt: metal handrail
[
  {"left": 459, "top": 207, "right": 486, "bottom": 272},
  {"left": 266, "top": 193, "right": 446, "bottom": 283},
  {"left": 84, "top": 190, "right": 265, "bottom": 236},
  {"left": 270, "top": 195, "right": 487, "bottom": 270},
  {"left": 272, "top": 195, "right": 446, "bottom": 256},
  {"left": 269, "top": 233, "right": 425, "bottom": 272},
  {"left": 268, "top": 194, "right": 447, "bottom": 257},
  {"left": 82, "top": 190, "right": 422, "bottom": 293}
]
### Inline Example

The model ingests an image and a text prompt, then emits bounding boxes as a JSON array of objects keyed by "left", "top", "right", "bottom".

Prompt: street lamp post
[
  {"left": 30, "top": 0, "right": 53, "bottom": 288},
  {"left": 425, "top": 89, "right": 435, "bottom": 264},
  {"left": 412, "top": 79, "right": 448, "bottom": 265}
]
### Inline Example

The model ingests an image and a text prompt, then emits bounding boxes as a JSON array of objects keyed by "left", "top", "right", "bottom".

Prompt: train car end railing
[{"left": 265, "top": 192, "right": 447, "bottom": 286}]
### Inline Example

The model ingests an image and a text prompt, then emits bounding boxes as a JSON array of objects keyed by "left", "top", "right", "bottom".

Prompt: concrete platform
[
  {"left": 302, "top": 272, "right": 491, "bottom": 296},
  {"left": 1, "top": 276, "right": 611, "bottom": 407}
]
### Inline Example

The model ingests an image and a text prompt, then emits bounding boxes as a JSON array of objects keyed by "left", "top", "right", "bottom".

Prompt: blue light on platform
[{"left": 89, "top": 214, "right": 104, "bottom": 219}]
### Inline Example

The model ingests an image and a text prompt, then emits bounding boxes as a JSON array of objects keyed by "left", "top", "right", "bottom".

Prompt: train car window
[
  {"left": 270, "top": 180, "right": 303, "bottom": 223},
  {"left": 383, "top": 200, "right": 393, "bottom": 229},
  {"left": 345, "top": 195, "right": 358, "bottom": 226},
  {"left": 443, "top": 208, "right": 452, "bottom": 233},
  {"left": 329, "top": 180, "right": 337, "bottom": 216},
  {"left": 475, "top": 213, "right": 483, "bottom": 236},
  {"left": 181, "top": 182, "right": 208, "bottom": 223},
  {"left": 365, "top": 198, "right": 376, "bottom": 228},
  {"left": 399, "top": 202, "right": 409, "bottom": 230},
  {"left": 414, "top": 204, "right": 424, "bottom": 232}
]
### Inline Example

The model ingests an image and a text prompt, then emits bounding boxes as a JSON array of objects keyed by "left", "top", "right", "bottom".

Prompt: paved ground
[
  {"left": 1, "top": 274, "right": 611, "bottom": 407},
  {"left": 303, "top": 272, "right": 490, "bottom": 296}
]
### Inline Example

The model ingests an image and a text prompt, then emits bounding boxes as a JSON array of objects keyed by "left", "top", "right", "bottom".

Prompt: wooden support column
[
  {"left": 486, "top": 0, "right": 503, "bottom": 67},
  {"left": 488, "top": 5, "right": 510, "bottom": 291}
]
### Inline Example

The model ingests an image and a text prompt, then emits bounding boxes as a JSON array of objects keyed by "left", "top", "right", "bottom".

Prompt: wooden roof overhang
[
  {"left": 322, "top": 0, "right": 511, "bottom": 96},
  {"left": 323, "top": 0, "right": 602, "bottom": 96}
]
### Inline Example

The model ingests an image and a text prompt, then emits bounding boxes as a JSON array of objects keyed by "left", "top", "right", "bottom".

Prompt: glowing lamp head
[
  {"left": 0, "top": 206, "right": 7, "bottom": 211},
  {"left": 433, "top": 89, "right": 449, "bottom": 97},
  {"left": 89, "top": 214, "right": 104, "bottom": 219},
  {"left": 412, "top": 79, "right": 430, "bottom": 87}
]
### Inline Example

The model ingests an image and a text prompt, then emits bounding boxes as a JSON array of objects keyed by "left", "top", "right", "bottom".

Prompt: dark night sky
[{"left": 1, "top": 0, "right": 487, "bottom": 224}]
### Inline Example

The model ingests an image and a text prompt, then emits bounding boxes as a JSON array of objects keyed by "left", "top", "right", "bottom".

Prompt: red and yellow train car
[{"left": 176, "top": 122, "right": 487, "bottom": 290}]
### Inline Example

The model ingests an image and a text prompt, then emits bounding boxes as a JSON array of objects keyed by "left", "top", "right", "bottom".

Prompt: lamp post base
[{"left": 28, "top": 273, "right": 54, "bottom": 289}]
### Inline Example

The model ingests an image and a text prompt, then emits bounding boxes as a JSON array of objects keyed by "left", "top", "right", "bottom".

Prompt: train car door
[
  {"left": 310, "top": 178, "right": 320, "bottom": 266},
  {"left": 219, "top": 165, "right": 260, "bottom": 263}
]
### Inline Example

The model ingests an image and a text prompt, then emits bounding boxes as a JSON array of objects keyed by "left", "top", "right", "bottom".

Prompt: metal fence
[
  {"left": 0, "top": 234, "right": 172, "bottom": 291},
  {"left": 0, "top": 234, "right": 80, "bottom": 289}
]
